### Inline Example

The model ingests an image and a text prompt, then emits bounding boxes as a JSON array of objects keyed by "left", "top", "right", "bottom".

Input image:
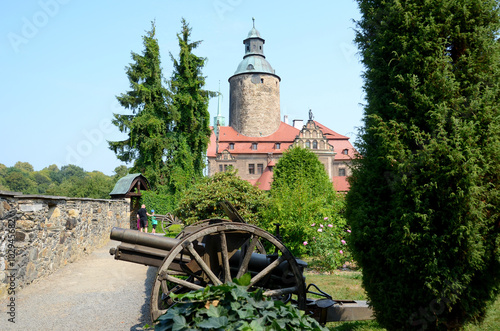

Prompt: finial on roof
[{"left": 252, "top": 17, "right": 255, "bottom": 28}]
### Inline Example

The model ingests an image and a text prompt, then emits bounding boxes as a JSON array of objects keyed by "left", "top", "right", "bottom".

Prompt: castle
[{"left": 207, "top": 21, "right": 354, "bottom": 191}]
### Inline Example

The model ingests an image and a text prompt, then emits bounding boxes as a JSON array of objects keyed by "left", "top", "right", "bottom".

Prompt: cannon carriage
[{"left": 109, "top": 203, "right": 373, "bottom": 325}]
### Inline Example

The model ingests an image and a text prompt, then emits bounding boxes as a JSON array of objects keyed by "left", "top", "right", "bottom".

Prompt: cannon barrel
[
  {"left": 110, "top": 227, "right": 193, "bottom": 268},
  {"left": 110, "top": 227, "right": 180, "bottom": 251}
]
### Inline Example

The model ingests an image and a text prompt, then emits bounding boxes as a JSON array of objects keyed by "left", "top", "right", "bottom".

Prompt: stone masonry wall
[
  {"left": 229, "top": 73, "right": 280, "bottom": 137},
  {"left": 0, "top": 191, "right": 130, "bottom": 299}
]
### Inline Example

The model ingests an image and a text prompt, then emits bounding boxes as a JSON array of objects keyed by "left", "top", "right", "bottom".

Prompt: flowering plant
[{"left": 304, "top": 216, "right": 353, "bottom": 272}]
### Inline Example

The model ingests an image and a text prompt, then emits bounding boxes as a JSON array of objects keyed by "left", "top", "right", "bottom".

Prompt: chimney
[
  {"left": 283, "top": 115, "right": 289, "bottom": 124},
  {"left": 293, "top": 119, "right": 303, "bottom": 129}
]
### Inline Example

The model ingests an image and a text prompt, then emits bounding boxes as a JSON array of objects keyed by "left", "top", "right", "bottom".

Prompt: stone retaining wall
[{"left": 0, "top": 191, "right": 130, "bottom": 298}]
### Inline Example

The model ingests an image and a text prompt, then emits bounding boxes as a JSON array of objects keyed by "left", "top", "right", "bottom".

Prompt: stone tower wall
[{"left": 229, "top": 73, "right": 280, "bottom": 137}]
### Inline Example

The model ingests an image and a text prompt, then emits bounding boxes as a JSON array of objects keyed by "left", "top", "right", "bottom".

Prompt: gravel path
[{"left": 0, "top": 239, "right": 157, "bottom": 331}]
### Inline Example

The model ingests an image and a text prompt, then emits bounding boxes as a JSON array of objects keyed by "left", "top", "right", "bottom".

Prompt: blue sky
[{"left": 1, "top": 0, "right": 364, "bottom": 175}]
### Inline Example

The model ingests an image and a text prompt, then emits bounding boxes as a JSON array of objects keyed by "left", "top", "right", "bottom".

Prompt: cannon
[{"left": 109, "top": 206, "right": 373, "bottom": 325}]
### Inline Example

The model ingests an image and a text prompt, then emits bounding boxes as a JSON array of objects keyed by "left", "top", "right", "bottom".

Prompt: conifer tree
[
  {"left": 346, "top": 1, "right": 500, "bottom": 329},
  {"left": 109, "top": 22, "right": 177, "bottom": 187},
  {"left": 169, "top": 18, "right": 216, "bottom": 178}
]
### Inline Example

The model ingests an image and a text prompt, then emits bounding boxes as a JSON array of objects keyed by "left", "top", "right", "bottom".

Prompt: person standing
[
  {"left": 150, "top": 210, "right": 158, "bottom": 234},
  {"left": 137, "top": 204, "right": 151, "bottom": 233}
]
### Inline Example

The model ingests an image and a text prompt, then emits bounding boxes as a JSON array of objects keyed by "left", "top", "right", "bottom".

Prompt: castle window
[
  {"left": 247, "top": 64, "right": 255, "bottom": 70},
  {"left": 313, "top": 141, "right": 318, "bottom": 149},
  {"left": 229, "top": 143, "right": 234, "bottom": 150},
  {"left": 339, "top": 168, "right": 346, "bottom": 176},
  {"left": 249, "top": 164, "right": 255, "bottom": 174},
  {"left": 246, "top": 46, "right": 250, "bottom": 52},
  {"left": 252, "top": 143, "right": 258, "bottom": 150},
  {"left": 219, "top": 165, "right": 223, "bottom": 172},
  {"left": 275, "top": 143, "right": 281, "bottom": 149},
  {"left": 342, "top": 149, "right": 349, "bottom": 155},
  {"left": 224, "top": 164, "right": 228, "bottom": 171},
  {"left": 261, "top": 78, "right": 264, "bottom": 83},
  {"left": 306, "top": 141, "right": 310, "bottom": 148},
  {"left": 257, "top": 164, "right": 264, "bottom": 174}
]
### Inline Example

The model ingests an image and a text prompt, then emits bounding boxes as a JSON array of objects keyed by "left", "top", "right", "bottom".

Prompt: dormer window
[
  {"left": 342, "top": 149, "right": 349, "bottom": 155},
  {"left": 229, "top": 143, "right": 234, "bottom": 150},
  {"left": 252, "top": 143, "right": 258, "bottom": 150},
  {"left": 275, "top": 143, "right": 281, "bottom": 149}
]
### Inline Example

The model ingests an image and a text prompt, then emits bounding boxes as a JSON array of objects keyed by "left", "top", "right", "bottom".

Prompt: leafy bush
[
  {"left": 140, "top": 187, "right": 179, "bottom": 216},
  {"left": 305, "top": 216, "right": 353, "bottom": 272},
  {"left": 154, "top": 274, "right": 327, "bottom": 331},
  {"left": 175, "top": 170, "right": 268, "bottom": 225},
  {"left": 258, "top": 147, "right": 342, "bottom": 257}
]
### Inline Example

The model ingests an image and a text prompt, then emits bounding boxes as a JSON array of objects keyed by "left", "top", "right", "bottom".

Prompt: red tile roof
[
  {"left": 208, "top": 122, "right": 300, "bottom": 156},
  {"left": 332, "top": 176, "right": 350, "bottom": 192},
  {"left": 208, "top": 120, "right": 356, "bottom": 192},
  {"left": 255, "top": 166, "right": 274, "bottom": 190}
]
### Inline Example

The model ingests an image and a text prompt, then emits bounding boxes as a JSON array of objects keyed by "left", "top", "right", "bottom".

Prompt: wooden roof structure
[{"left": 109, "top": 173, "right": 150, "bottom": 199}]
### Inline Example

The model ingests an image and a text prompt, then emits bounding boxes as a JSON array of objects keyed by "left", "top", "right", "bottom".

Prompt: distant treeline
[{"left": 0, "top": 162, "right": 129, "bottom": 199}]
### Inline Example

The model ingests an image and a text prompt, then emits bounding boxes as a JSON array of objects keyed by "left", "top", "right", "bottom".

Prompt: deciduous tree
[{"left": 263, "top": 146, "right": 341, "bottom": 255}]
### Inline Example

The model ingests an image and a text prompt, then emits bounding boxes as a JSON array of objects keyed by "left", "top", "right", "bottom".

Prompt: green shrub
[
  {"left": 175, "top": 170, "right": 268, "bottom": 225},
  {"left": 259, "top": 147, "right": 344, "bottom": 257},
  {"left": 305, "top": 216, "right": 353, "bottom": 272},
  {"left": 347, "top": 0, "right": 500, "bottom": 329},
  {"left": 154, "top": 274, "right": 327, "bottom": 331},
  {"left": 141, "top": 187, "right": 179, "bottom": 216}
]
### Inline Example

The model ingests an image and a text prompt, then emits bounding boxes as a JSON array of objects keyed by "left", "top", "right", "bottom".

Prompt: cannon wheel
[
  {"left": 160, "top": 213, "right": 180, "bottom": 233},
  {"left": 175, "top": 219, "right": 265, "bottom": 255},
  {"left": 150, "top": 222, "right": 306, "bottom": 322}
]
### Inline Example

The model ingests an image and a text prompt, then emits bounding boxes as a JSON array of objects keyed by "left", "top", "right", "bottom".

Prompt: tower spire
[
  {"left": 217, "top": 81, "right": 223, "bottom": 117},
  {"left": 252, "top": 17, "right": 255, "bottom": 28},
  {"left": 213, "top": 80, "right": 225, "bottom": 136}
]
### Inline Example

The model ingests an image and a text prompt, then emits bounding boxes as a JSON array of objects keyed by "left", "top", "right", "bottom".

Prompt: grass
[
  {"left": 304, "top": 270, "right": 500, "bottom": 330},
  {"left": 146, "top": 222, "right": 183, "bottom": 236}
]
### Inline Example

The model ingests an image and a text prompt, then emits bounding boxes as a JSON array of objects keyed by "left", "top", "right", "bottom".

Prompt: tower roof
[
  {"left": 246, "top": 17, "right": 262, "bottom": 39},
  {"left": 230, "top": 19, "right": 280, "bottom": 80}
]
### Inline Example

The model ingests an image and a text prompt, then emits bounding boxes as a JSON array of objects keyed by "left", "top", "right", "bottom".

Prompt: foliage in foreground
[
  {"left": 347, "top": 0, "right": 500, "bottom": 329},
  {"left": 154, "top": 274, "right": 327, "bottom": 331},
  {"left": 175, "top": 170, "right": 268, "bottom": 225}
]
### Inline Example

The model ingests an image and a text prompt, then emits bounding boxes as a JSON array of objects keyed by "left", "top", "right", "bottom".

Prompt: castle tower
[{"left": 228, "top": 19, "right": 281, "bottom": 137}]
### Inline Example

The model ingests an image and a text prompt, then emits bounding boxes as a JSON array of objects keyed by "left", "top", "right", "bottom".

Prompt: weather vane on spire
[{"left": 252, "top": 17, "right": 255, "bottom": 28}]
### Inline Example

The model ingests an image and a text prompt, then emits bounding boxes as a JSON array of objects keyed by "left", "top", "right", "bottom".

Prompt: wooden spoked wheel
[
  {"left": 159, "top": 213, "right": 180, "bottom": 233},
  {"left": 149, "top": 222, "right": 306, "bottom": 322}
]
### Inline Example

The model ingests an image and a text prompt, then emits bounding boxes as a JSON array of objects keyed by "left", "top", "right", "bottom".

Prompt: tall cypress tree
[
  {"left": 346, "top": 1, "right": 500, "bottom": 329},
  {"left": 109, "top": 22, "right": 177, "bottom": 188},
  {"left": 169, "top": 18, "right": 216, "bottom": 178}
]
